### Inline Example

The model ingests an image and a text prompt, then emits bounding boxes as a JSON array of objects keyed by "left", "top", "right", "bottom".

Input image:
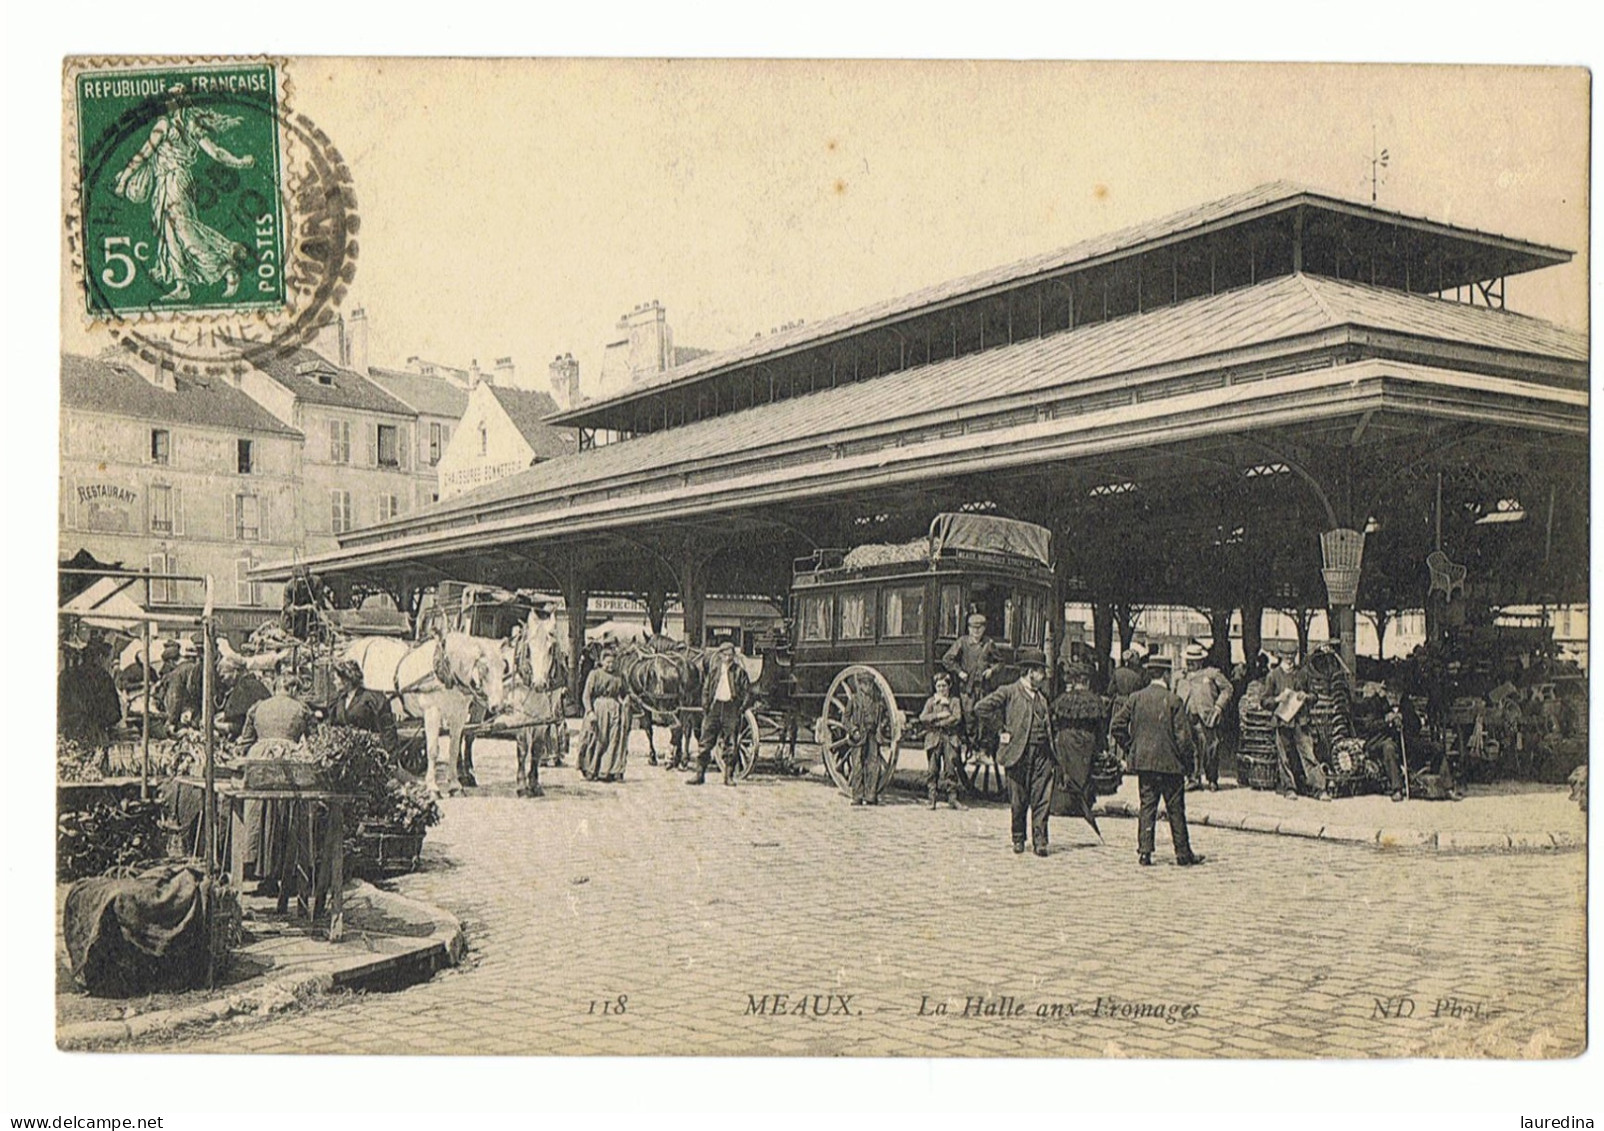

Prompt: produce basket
[
  {"left": 1239, "top": 753, "right": 1280, "bottom": 791},
  {"left": 243, "top": 759, "right": 329, "bottom": 790},
  {"left": 349, "top": 824, "right": 425, "bottom": 877}
]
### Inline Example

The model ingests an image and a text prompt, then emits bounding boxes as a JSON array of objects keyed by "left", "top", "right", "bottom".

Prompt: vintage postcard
[{"left": 54, "top": 57, "right": 1588, "bottom": 1063}]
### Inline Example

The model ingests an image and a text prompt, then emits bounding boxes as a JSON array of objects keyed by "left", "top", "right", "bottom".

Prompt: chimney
[
  {"left": 549, "top": 353, "right": 580, "bottom": 410},
  {"left": 312, "top": 312, "right": 345, "bottom": 368},
  {"left": 494, "top": 356, "right": 516, "bottom": 388},
  {"left": 346, "top": 307, "right": 369, "bottom": 374},
  {"left": 469, "top": 359, "right": 485, "bottom": 388},
  {"left": 135, "top": 355, "right": 177, "bottom": 393}
]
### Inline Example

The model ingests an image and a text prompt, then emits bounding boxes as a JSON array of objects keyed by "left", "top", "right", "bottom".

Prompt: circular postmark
[{"left": 67, "top": 60, "right": 359, "bottom": 374}]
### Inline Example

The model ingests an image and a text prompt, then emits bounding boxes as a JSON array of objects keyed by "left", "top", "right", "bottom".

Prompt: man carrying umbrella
[{"left": 1111, "top": 655, "right": 1205, "bottom": 868}]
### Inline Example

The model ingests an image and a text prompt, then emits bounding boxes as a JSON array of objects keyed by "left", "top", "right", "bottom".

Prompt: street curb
[
  {"left": 58, "top": 883, "right": 465, "bottom": 1050},
  {"left": 1095, "top": 806, "right": 1580, "bottom": 854}
]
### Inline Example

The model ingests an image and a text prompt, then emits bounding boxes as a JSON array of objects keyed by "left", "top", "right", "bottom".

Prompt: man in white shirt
[{"left": 690, "top": 640, "right": 752, "bottom": 787}]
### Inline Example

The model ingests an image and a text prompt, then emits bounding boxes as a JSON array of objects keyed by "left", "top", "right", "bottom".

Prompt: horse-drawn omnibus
[{"left": 786, "top": 513, "right": 1055, "bottom": 800}]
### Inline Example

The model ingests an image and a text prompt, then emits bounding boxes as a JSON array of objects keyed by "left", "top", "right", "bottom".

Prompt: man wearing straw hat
[
  {"left": 1174, "top": 642, "right": 1233, "bottom": 792},
  {"left": 1260, "top": 643, "right": 1331, "bottom": 801}
]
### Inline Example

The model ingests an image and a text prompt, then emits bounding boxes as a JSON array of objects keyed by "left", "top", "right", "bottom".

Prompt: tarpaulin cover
[
  {"left": 63, "top": 864, "right": 212, "bottom": 996},
  {"left": 927, "top": 513, "right": 1052, "bottom": 568}
]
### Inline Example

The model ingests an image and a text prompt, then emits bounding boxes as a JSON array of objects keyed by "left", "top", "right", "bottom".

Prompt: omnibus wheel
[{"left": 816, "top": 665, "right": 903, "bottom": 800}]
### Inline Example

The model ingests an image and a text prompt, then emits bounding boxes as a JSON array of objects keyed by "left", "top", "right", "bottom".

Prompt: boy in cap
[
  {"left": 1111, "top": 655, "right": 1205, "bottom": 867},
  {"left": 1174, "top": 643, "right": 1233, "bottom": 791},
  {"left": 918, "top": 671, "right": 964, "bottom": 809}
]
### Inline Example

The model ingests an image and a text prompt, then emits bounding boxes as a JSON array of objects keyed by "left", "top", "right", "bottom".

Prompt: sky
[{"left": 63, "top": 60, "right": 1589, "bottom": 396}]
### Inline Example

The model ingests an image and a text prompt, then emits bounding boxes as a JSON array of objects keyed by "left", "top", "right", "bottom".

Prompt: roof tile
[{"left": 60, "top": 354, "right": 302, "bottom": 436}]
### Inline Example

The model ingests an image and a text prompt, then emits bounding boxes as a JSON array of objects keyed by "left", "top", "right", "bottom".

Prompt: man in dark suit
[
  {"left": 1111, "top": 655, "right": 1205, "bottom": 868},
  {"left": 974, "top": 647, "right": 1055, "bottom": 856},
  {"left": 690, "top": 640, "right": 752, "bottom": 787},
  {"left": 329, "top": 659, "right": 399, "bottom": 751}
]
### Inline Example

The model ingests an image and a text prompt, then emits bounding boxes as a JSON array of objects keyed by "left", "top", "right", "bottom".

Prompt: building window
[
  {"left": 237, "top": 438, "right": 254, "bottom": 474},
  {"left": 429, "top": 422, "right": 449, "bottom": 466},
  {"left": 478, "top": 423, "right": 488, "bottom": 456},
  {"left": 148, "top": 551, "right": 175, "bottom": 605},
  {"left": 150, "top": 429, "right": 170, "bottom": 465},
  {"left": 838, "top": 590, "right": 874, "bottom": 641},
  {"left": 234, "top": 493, "right": 261, "bottom": 541},
  {"left": 329, "top": 420, "right": 351, "bottom": 464},
  {"left": 378, "top": 493, "right": 401, "bottom": 522},
  {"left": 377, "top": 424, "right": 400, "bottom": 468},
  {"left": 236, "top": 559, "right": 261, "bottom": 607},
  {"left": 149, "top": 484, "right": 179, "bottom": 535},
  {"left": 330, "top": 489, "right": 352, "bottom": 534},
  {"left": 881, "top": 585, "right": 924, "bottom": 638}
]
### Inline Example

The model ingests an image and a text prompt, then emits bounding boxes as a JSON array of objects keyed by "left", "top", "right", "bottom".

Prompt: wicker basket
[
  {"left": 350, "top": 825, "right": 425, "bottom": 878},
  {"left": 243, "top": 760, "right": 329, "bottom": 790},
  {"left": 1240, "top": 753, "right": 1280, "bottom": 791}
]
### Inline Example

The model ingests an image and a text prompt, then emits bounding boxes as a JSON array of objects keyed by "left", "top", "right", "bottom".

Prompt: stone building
[
  {"left": 238, "top": 346, "right": 421, "bottom": 557},
  {"left": 436, "top": 383, "right": 575, "bottom": 500},
  {"left": 59, "top": 353, "right": 303, "bottom": 638}
]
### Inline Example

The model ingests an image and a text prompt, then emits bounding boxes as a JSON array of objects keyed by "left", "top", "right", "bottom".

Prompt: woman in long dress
[{"left": 580, "top": 648, "right": 630, "bottom": 783}]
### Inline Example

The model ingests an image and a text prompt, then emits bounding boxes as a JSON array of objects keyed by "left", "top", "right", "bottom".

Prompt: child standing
[{"left": 919, "top": 671, "right": 965, "bottom": 809}]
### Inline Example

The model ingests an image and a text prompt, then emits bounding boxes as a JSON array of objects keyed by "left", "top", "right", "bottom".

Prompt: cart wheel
[
  {"left": 816, "top": 665, "right": 903, "bottom": 800},
  {"left": 710, "top": 709, "right": 761, "bottom": 780}
]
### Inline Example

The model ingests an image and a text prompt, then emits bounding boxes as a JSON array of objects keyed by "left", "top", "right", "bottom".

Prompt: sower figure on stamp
[
  {"left": 973, "top": 648, "right": 1055, "bottom": 856},
  {"left": 113, "top": 84, "right": 255, "bottom": 302},
  {"left": 1260, "top": 643, "right": 1331, "bottom": 801},
  {"left": 918, "top": 671, "right": 964, "bottom": 810},
  {"left": 1174, "top": 643, "right": 1233, "bottom": 791},
  {"left": 688, "top": 640, "right": 750, "bottom": 787},
  {"left": 943, "top": 612, "right": 999, "bottom": 759},
  {"left": 1111, "top": 655, "right": 1205, "bottom": 868}
]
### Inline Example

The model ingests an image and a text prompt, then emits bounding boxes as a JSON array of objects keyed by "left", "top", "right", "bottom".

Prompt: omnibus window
[
  {"left": 881, "top": 585, "right": 924, "bottom": 638},
  {"left": 838, "top": 590, "right": 874, "bottom": 640},
  {"left": 797, "top": 594, "right": 834, "bottom": 642},
  {"left": 1019, "top": 591, "right": 1046, "bottom": 647},
  {"left": 939, "top": 584, "right": 963, "bottom": 637},
  {"left": 1003, "top": 594, "right": 1017, "bottom": 643}
]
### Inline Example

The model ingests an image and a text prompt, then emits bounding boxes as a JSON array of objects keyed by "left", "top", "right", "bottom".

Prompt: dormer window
[{"left": 296, "top": 359, "right": 338, "bottom": 385}]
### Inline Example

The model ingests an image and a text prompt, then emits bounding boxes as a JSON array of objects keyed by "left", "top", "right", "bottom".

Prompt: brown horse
[{"left": 615, "top": 638, "right": 707, "bottom": 769}]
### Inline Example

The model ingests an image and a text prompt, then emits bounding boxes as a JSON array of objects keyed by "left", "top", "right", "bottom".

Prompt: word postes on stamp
[{"left": 75, "top": 62, "right": 286, "bottom": 316}]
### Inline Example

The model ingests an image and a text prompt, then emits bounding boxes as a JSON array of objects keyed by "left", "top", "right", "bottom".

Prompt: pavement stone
[{"left": 136, "top": 734, "right": 1588, "bottom": 1059}]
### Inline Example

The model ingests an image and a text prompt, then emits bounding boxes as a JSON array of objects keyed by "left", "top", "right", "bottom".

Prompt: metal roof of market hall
[
  {"left": 548, "top": 181, "right": 1574, "bottom": 430},
  {"left": 269, "top": 272, "right": 1586, "bottom": 572}
]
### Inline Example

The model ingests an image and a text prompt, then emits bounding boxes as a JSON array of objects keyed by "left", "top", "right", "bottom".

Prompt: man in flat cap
[
  {"left": 1111, "top": 654, "right": 1205, "bottom": 868},
  {"left": 944, "top": 612, "right": 1000, "bottom": 761},
  {"left": 1174, "top": 642, "right": 1233, "bottom": 792},
  {"left": 974, "top": 647, "right": 1056, "bottom": 856}
]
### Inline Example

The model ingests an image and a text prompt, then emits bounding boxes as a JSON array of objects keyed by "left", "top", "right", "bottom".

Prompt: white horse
[{"left": 343, "top": 632, "right": 509, "bottom": 797}]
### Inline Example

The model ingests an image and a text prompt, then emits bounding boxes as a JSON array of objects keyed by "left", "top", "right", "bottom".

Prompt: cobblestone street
[{"left": 146, "top": 736, "right": 1587, "bottom": 1058}]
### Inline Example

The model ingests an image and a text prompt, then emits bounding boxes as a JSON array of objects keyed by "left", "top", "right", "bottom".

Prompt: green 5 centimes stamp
[{"left": 76, "top": 63, "right": 286, "bottom": 315}]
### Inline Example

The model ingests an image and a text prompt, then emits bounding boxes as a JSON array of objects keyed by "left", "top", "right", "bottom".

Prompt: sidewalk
[
  {"left": 1098, "top": 778, "right": 1586, "bottom": 852},
  {"left": 57, "top": 879, "right": 465, "bottom": 1049},
  {"left": 858, "top": 761, "right": 1585, "bottom": 853}
]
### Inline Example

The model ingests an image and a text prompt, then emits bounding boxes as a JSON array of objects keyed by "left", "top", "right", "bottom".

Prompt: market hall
[{"left": 255, "top": 181, "right": 1588, "bottom": 787}]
